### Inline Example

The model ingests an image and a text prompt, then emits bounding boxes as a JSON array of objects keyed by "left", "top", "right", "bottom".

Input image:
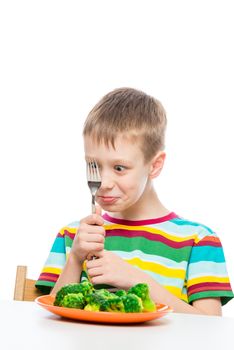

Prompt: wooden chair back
[{"left": 14, "top": 265, "right": 42, "bottom": 301}]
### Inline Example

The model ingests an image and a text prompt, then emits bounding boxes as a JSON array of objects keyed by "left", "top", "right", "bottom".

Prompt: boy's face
[{"left": 84, "top": 135, "right": 155, "bottom": 216}]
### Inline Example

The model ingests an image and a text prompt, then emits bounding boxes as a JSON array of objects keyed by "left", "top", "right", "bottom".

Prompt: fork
[
  {"left": 86, "top": 158, "right": 102, "bottom": 214},
  {"left": 86, "top": 158, "right": 102, "bottom": 261}
]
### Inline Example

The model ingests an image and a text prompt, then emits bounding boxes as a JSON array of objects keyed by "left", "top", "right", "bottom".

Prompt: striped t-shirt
[{"left": 36, "top": 212, "right": 234, "bottom": 305}]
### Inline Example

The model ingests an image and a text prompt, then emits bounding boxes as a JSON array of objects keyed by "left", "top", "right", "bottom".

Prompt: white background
[{"left": 0, "top": 1, "right": 234, "bottom": 316}]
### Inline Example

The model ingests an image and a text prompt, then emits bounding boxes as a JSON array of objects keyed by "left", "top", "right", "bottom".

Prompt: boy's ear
[{"left": 149, "top": 151, "right": 166, "bottom": 179}]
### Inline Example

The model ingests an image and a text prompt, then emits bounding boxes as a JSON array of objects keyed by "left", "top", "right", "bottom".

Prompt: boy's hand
[
  {"left": 70, "top": 206, "right": 105, "bottom": 263},
  {"left": 86, "top": 250, "right": 147, "bottom": 289}
]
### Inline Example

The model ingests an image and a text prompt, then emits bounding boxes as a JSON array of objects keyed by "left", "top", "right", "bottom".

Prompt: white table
[{"left": 1, "top": 300, "right": 234, "bottom": 350}]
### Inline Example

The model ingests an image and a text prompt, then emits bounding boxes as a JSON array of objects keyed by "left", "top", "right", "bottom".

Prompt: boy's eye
[{"left": 114, "top": 165, "right": 126, "bottom": 172}]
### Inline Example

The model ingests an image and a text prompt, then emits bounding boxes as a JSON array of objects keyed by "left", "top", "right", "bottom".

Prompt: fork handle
[
  {"left": 90, "top": 194, "right": 98, "bottom": 259},
  {"left": 92, "top": 195, "right": 96, "bottom": 214}
]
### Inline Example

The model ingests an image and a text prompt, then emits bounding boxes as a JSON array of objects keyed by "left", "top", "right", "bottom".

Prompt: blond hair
[{"left": 83, "top": 87, "right": 167, "bottom": 162}]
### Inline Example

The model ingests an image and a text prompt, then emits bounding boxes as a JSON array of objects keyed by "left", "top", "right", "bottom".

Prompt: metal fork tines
[{"left": 86, "top": 158, "right": 102, "bottom": 214}]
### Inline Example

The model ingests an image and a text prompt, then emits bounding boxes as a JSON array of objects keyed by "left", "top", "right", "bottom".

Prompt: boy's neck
[{"left": 107, "top": 183, "right": 170, "bottom": 221}]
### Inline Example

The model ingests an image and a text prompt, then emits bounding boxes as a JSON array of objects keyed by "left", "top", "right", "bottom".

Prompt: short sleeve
[
  {"left": 35, "top": 223, "right": 78, "bottom": 294},
  {"left": 187, "top": 229, "right": 234, "bottom": 305}
]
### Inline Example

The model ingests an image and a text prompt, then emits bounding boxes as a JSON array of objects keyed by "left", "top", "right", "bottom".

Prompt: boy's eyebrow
[
  {"left": 85, "top": 157, "right": 132, "bottom": 165},
  {"left": 111, "top": 158, "right": 132, "bottom": 164}
]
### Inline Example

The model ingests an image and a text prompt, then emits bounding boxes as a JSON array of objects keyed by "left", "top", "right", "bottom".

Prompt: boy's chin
[
  {"left": 98, "top": 202, "right": 122, "bottom": 212},
  {"left": 97, "top": 198, "right": 132, "bottom": 213},
  {"left": 99, "top": 204, "right": 117, "bottom": 212}
]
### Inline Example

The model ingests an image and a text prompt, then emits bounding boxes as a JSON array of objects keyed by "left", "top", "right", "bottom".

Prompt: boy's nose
[{"left": 99, "top": 173, "right": 114, "bottom": 190}]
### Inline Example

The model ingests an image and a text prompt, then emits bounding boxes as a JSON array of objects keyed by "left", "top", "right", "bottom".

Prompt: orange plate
[{"left": 35, "top": 295, "right": 172, "bottom": 324}]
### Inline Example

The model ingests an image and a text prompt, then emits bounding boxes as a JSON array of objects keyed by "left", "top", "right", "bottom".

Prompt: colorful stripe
[{"left": 105, "top": 228, "right": 195, "bottom": 248}]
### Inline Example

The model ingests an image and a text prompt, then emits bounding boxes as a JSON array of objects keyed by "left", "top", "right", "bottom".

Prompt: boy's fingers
[
  {"left": 84, "top": 223, "right": 105, "bottom": 235},
  {"left": 86, "top": 249, "right": 105, "bottom": 262},
  {"left": 91, "top": 250, "right": 105, "bottom": 259},
  {"left": 84, "top": 233, "right": 105, "bottom": 242},
  {"left": 79, "top": 205, "right": 103, "bottom": 226},
  {"left": 80, "top": 213, "right": 104, "bottom": 226}
]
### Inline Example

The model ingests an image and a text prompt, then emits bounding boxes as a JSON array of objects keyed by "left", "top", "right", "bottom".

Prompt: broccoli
[
  {"left": 60, "top": 293, "right": 85, "bottom": 309},
  {"left": 93, "top": 289, "right": 125, "bottom": 311},
  {"left": 122, "top": 293, "right": 143, "bottom": 313},
  {"left": 115, "top": 289, "right": 127, "bottom": 297},
  {"left": 107, "top": 296, "right": 125, "bottom": 312},
  {"left": 54, "top": 281, "right": 155, "bottom": 313},
  {"left": 127, "top": 283, "right": 156, "bottom": 312},
  {"left": 54, "top": 281, "right": 94, "bottom": 306},
  {"left": 84, "top": 291, "right": 124, "bottom": 312},
  {"left": 93, "top": 289, "right": 116, "bottom": 299},
  {"left": 84, "top": 304, "right": 100, "bottom": 312},
  {"left": 84, "top": 291, "right": 109, "bottom": 312}
]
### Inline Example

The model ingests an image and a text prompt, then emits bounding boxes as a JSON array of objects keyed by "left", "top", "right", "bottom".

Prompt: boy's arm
[
  {"left": 51, "top": 211, "right": 105, "bottom": 294},
  {"left": 86, "top": 250, "right": 222, "bottom": 316},
  {"left": 50, "top": 253, "right": 83, "bottom": 294},
  {"left": 138, "top": 273, "right": 222, "bottom": 316}
]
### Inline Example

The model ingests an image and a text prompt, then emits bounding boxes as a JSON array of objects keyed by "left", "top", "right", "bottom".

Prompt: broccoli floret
[
  {"left": 115, "top": 289, "right": 127, "bottom": 297},
  {"left": 84, "top": 303, "right": 100, "bottom": 312},
  {"left": 107, "top": 296, "right": 125, "bottom": 312},
  {"left": 84, "top": 289, "right": 124, "bottom": 312},
  {"left": 60, "top": 293, "right": 85, "bottom": 309},
  {"left": 127, "top": 283, "right": 156, "bottom": 312},
  {"left": 84, "top": 290, "right": 124, "bottom": 312},
  {"left": 54, "top": 281, "right": 94, "bottom": 306},
  {"left": 94, "top": 289, "right": 116, "bottom": 299},
  {"left": 84, "top": 291, "right": 109, "bottom": 312},
  {"left": 122, "top": 293, "right": 143, "bottom": 313}
]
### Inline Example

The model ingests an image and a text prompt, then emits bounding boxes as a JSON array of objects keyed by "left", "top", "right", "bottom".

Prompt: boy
[{"left": 36, "top": 87, "right": 233, "bottom": 315}]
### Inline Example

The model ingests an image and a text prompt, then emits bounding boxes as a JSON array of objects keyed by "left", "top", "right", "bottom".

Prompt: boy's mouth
[{"left": 97, "top": 196, "right": 118, "bottom": 204}]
